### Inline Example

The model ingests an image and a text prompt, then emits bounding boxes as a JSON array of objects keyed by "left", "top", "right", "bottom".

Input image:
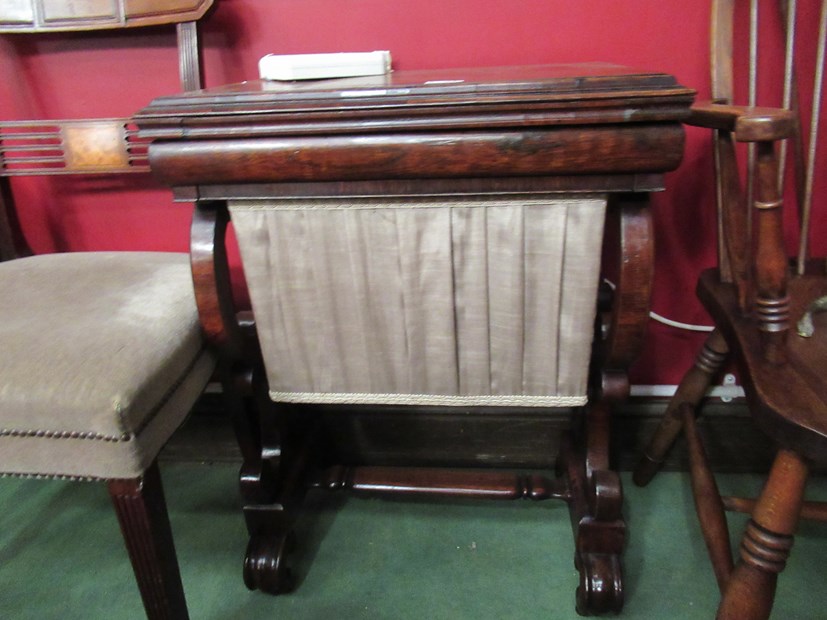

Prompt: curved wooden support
[
  {"left": 223, "top": 363, "right": 285, "bottom": 506},
  {"left": 190, "top": 200, "right": 280, "bottom": 505},
  {"left": 563, "top": 402, "right": 626, "bottom": 616},
  {"left": 602, "top": 194, "right": 655, "bottom": 377},
  {"left": 588, "top": 469, "right": 623, "bottom": 522},
  {"left": 238, "top": 406, "right": 316, "bottom": 595},
  {"left": 557, "top": 193, "right": 654, "bottom": 614},
  {"left": 717, "top": 449, "right": 808, "bottom": 620},
  {"left": 190, "top": 200, "right": 307, "bottom": 594},
  {"left": 633, "top": 329, "right": 729, "bottom": 486},
  {"left": 190, "top": 200, "right": 246, "bottom": 361}
]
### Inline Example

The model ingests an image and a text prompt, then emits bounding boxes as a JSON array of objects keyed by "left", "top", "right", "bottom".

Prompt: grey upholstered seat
[
  {"left": 0, "top": 252, "right": 214, "bottom": 480},
  {"left": 0, "top": 4, "right": 216, "bottom": 617}
]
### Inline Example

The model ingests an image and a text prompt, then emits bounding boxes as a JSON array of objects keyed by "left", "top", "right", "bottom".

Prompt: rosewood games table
[{"left": 135, "top": 64, "right": 693, "bottom": 615}]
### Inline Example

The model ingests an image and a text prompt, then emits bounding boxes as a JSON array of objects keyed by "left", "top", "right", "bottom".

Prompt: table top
[{"left": 135, "top": 63, "right": 694, "bottom": 139}]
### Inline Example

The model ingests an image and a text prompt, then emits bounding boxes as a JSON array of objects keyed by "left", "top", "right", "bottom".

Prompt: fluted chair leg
[
  {"left": 109, "top": 460, "right": 189, "bottom": 620},
  {"left": 716, "top": 449, "right": 808, "bottom": 620},
  {"left": 633, "top": 329, "right": 729, "bottom": 486}
]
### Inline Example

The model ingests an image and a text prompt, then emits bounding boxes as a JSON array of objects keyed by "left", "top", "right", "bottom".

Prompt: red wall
[{"left": 1, "top": 0, "right": 825, "bottom": 386}]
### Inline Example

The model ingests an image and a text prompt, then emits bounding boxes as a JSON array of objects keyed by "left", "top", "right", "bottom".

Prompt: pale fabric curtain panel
[{"left": 230, "top": 195, "right": 607, "bottom": 407}]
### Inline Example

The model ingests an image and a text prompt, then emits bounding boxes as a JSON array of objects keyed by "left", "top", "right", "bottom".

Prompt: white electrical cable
[
  {"left": 603, "top": 279, "right": 715, "bottom": 333},
  {"left": 649, "top": 311, "right": 715, "bottom": 332}
]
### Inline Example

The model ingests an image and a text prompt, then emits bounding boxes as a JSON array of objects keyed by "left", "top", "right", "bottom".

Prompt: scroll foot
[
  {"left": 243, "top": 531, "right": 297, "bottom": 595},
  {"left": 575, "top": 552, "right": 624, "bottom": 616}
]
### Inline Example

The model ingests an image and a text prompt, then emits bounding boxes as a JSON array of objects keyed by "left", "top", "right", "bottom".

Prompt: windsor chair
[
  {"left": 633, "top": 1, "right": 827, "bottom": 618},
  {"left": 0, "top": 2, "right": 215, "bottom": 618}
]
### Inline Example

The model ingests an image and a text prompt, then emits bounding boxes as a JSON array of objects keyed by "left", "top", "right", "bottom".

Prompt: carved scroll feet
[
  {"left": 572, "top": 483, "right": 626, "bottom": 616},
  {"left": 561, "top": 423, "right": 626, "bottom": 615},
  {"left": 243, "top": 530, "right": 297, "bottom": 595},
  {"left": 576, "top": 552, "right": 624, "bottom": 616}
]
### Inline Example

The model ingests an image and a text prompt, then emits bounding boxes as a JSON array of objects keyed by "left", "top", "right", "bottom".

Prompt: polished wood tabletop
[{"left": 138, "top": 64, "right": 694, "bottom": 616}]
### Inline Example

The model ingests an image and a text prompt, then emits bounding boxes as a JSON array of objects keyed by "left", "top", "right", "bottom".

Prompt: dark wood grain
[
  {"left": 136, "top": 64, "right": 693, "bottom": 139},
  {"left": 698, "top": 271, "right": 827, "bottom": 459},
  {"left": 141, "top": 63, "right": 694, "bottom": 616},
  {"left": 633, "top": 329, "right": 729, "bottom": 487},
  {"left": 688, "top": 102, "right": 796, "bottom": 141},
  {"left": 109, "top": 462, "right": 189, "bottom": 620},
  {"left": 0, "top": 177, "right": 30, "bottom": 261},
  {"left": 190, "top": 201, "right": 244, "bottom": 360},
  {"left": 600, "top": 194, "right": 655, "bottom": 376},
  {"left": 633, "top": 2, "right": 827, "bottom": 618},
  {"left": 717, "top": 450, "right": 808, "bottom": 620},
  {"left": 313, "top": 465, "right": 570, "bottom": 501},
  {"left": 683, "top": 403, "right": 733, "bottom": 593},
  {"left": 149, "top": 125, "right": 685, "bottom": 186}
]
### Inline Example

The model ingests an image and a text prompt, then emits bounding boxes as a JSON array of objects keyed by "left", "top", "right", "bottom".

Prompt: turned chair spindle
[{"left": 634, "top": 1, "right": 827, "bottom": 618}]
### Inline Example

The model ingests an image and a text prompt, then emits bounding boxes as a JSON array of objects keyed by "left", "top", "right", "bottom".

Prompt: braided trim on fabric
[
  {"left": 0, "top": 344, "right": 209, "bottom": 443},
  {"left": 270, "top": 390, "right": 587, "bottom": 407}
]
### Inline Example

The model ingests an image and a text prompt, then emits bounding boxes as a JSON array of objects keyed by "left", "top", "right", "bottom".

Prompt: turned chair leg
[
  {"left": 682, "top": 404, "right": 734, "bottom": 592},
  {"left": 633, "top": 329, "right": 728, "bottom": 486},
  {"left": 108, "top": 460, "right": 189, "bottom": 620},
  {"left": 716, "top": 449, "right": 808, "bottom": 620}
]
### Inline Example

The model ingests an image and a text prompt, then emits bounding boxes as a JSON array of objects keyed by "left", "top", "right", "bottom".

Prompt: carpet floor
[{"left": 1, "top": 464, "right": 825, "bottom": 619}]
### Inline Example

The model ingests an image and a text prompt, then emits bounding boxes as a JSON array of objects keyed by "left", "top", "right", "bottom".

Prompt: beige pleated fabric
[{"left": 230, "top": 194, "right": 606, "bottom": 407}]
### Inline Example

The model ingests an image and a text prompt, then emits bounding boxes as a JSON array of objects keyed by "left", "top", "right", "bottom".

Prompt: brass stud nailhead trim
[{"left": 0, "top": 428, "right": 132, "bottom": 442}]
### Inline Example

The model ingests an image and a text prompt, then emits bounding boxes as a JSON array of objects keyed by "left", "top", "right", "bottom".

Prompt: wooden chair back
[
  {"left": 707, "top": 0, "right": 826, "bottom": 351},
  {"left": 0, "top": 0, "right": 213, "bottom": 259},
  {"left": 634, "top": 6, "right": 827, "bottom": 618}
]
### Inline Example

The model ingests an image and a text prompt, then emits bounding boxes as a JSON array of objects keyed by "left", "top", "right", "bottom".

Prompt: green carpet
[{"left": 1, "top": 465, "right": 825, "bottom": 619}]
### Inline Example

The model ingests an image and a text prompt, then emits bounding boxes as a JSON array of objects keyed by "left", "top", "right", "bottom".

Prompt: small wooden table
[{"left": 136, "top": 64, "right": 693, "bottom": 615}]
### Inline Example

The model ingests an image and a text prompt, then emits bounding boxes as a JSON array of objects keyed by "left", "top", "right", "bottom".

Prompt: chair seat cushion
[{"left": 0, "top": 252, "right": 214, "bottom": 479}]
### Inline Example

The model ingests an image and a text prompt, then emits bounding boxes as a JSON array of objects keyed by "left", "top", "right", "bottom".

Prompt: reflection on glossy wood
[{"left": 139, "top": 64, "right": 694, "bottom": 615}]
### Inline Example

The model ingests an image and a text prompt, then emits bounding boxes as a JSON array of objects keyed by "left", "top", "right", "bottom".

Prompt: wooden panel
[
  {"left": 130, "top": 0, "right": 213, "bottom": 26},
  {"left": 136, "top": 65, "right": 694, "bottom": 142},
  {"left": 0, "top": 119, "right": 149, "bottom": 175},
  {"left": 62, "top": 121, "right": 131, "bottom": 170},
  {"left": 0, "top": 0, "right": 213, "bottom": 31},
  {"left": 41, "top": 0, "right": 121, "bottom": 25},
  {"left": 0, "top": 0, "right": 35, "bottom": 26},
  {"left": 148, "top": 125, "right": 686, "bottom": 186}
]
